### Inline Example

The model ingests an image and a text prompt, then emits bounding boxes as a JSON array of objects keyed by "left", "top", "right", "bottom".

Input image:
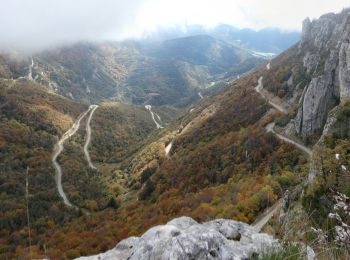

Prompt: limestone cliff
[{"left": 294, "top": 9, "right": 350, "bottom": 137}]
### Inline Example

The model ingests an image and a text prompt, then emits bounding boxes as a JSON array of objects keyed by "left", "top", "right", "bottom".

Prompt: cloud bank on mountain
[{"left": 0, "top": 0, "right": 349, "bottom": 52}]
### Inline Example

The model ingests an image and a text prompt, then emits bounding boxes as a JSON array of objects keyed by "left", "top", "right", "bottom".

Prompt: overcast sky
[{"left": 1, "top": 0, "right": 349, "bottom": 52}]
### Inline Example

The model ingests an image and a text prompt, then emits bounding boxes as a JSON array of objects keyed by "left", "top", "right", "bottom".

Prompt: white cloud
[
  {"left": 236, "top": 0, "right": 350, "bottom": 30},
  {"left": 136, "top": 0, "right": 350, "bottom": 31},
  {"left": 0, "top": 0, "right": 142, "bottom": 52},
  {"left": 0, "top": 0, "right": 349, "bottom": 52}
]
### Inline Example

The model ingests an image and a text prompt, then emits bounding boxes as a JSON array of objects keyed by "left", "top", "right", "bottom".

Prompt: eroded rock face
[
  {"left": 295, "top": 9, "right": 350, "bottom": 137},
  {"left": 339, "top": 42, "right": 350, "bottom": 102},
  {"left": 295, "top": 75, "right": 338, "bottom": 136},
  {"left": 76, "top": 217, "right": 279, "bottom": 260}
]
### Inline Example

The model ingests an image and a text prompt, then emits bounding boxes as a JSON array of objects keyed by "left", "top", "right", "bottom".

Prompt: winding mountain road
[
  {"left": 52, "top": 106, "right": 95, "bottom": 207},
  {"left": 251, "top": 122, "right": 311, "bottom": 231},
  {"left": 252, "top": 71, "right": 313, "bottom": 231},
  {"left": 266, "top": 62, "right": 271, "bottom": 70},
  {"left": 266, "top": 123, "right": 312, "bottom": 155},
  {"left": 155, "top": 112, "right": 162, "bottom": 122},
  {"left": 255, "top": 76, "right": 287, "bottom": 114},
  {"left": 145, "top": 105, "right": 164, "bottom": 129},
  {"left": 84, "top": 105, "right": 99, "bottom": 169}
]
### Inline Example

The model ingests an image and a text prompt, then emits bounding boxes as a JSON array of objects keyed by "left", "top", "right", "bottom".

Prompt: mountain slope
[
  {"left": 0, "top": 29, "right": 304, "bottom": 260},
  {"left": 21, "top": 66, "right": 308, "bottom": 259},
  {"left": 0, "top": 35, "right": 263, "bottom": 107},
  {"left": 126, "top": 35, "right": 263, "bottom": 105},
  {"left": 4, "top": 8, "right": 350, "bottom": 260},
  {"left": 68, "top": 8, "right": 350, "bottom": 260},
  {"left": 0, "top": 78, "right": 178, "bottom": 259},
  {"left": 157, "top": 35, "right": 247, "bottom": 73}
]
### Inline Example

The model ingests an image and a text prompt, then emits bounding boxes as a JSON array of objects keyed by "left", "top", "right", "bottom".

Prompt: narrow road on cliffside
[
  {"left": 265, "top": 123, "right": 312, "bottom": 156},
  {"left": 255, "top": 76, "right": 287, "bottom": 114},
  {"left": 255, "top": 72, "right": 312, "bottom": 156},
  {"left": 252, "top": 70, "right": 313, "bottom": 231},
  {"left": 252, "top": 123, "right": 309, "bottom": 232},
  {"left": 52, "top": 106, "right": 95, "bottom": 207},
  {"left": 84, "top": 105, "right": 99, "bottom": 169}
]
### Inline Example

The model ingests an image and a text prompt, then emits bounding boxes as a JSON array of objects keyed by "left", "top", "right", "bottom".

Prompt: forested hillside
[
  {"left": 7, "top": 7, "right": 350, "bottom": 259},
  {"left": 0, "top": 79, "right": 177, "bottom": 258},
  {"left": 0, "top": 65, "right": 311, "bottom": 258}
]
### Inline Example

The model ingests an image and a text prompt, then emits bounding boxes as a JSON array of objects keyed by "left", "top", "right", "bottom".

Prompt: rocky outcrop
[
  {"left": 294, "top": 74, "right": 338, "bottom": 136},
  {"left": 295, "top": 9, "right": 350, "bottom": 138},
  {"left": 76, "top": 217, "right": 279, "bottom": 260},
  {"left": 339, "top": 42, "right": 350, "bottom": 102},
  {"left": 302, "top": 52, "right": 320, "bottom": 74}
]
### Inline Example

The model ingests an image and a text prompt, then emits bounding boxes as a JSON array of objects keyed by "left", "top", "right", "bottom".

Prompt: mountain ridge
[{"left": 0, "top": 34, "right": 265, "bottom": 107}]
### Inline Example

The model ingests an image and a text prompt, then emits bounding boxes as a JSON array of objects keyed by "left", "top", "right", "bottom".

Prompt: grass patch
[{"left": 251, "top": 244, "right": 302, "bottom": 260}]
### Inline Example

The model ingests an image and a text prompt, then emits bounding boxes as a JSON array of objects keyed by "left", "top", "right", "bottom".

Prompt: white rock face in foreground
[{"left": 76, "top": 217, "right": 279, "bottom": 260}]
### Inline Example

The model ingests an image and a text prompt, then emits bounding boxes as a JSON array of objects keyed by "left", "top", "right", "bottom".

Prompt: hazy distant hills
[
  {"left": 0, "top": 33, "right": 266, "bottom": 106},
  {"left": 156, "top": 35, "right": 249, "bottom": 73},
  {"left": 123, "top": 35, "right": 263, "bottom": 106},
  {"left": 145, "top": 24, "right": 300, "bottom": 54},
  {"left": 0, "top": 26, "right": 299, "bottom": 107},
  {"left": 209, "top": 26, "right": 300, "bottom": 53}
]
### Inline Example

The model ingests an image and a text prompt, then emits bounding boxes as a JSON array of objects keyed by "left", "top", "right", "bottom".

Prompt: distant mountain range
[
  {"left": 0, "top": 25, "right": 299, "bottom": 107},
  {"left": 144, "top": 24, "right": 300, "bottom": 54},
  {"left": 0, "top": 35, "right": 266, "bottom": 106}
]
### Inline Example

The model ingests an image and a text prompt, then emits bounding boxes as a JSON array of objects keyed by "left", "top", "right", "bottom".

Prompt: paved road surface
[
  {"left": 145, "top": 105, "right": 164, "bottom": 129},
  {"left": 84, "top": 105, "right": 99, "bottom": 169},
  {"left": 253, "top": 199, "right": 282, "bottom": 232},
  {"left": 52, "top": 106, "right": 94, "bottom": 207},
  {"left": 266, "top": 123, "right": 312, "bottom": 155},
  {"left": 255, "top": 77, "right": 287, "bottom": 114}
]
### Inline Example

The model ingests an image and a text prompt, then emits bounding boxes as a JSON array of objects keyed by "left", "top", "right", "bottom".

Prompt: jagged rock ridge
[
  {"left": 294, "top": 8, "right": 350, "bottom": 137},
  {"left": 76, "top": 217, "right": 278, "bottom": 260}
]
